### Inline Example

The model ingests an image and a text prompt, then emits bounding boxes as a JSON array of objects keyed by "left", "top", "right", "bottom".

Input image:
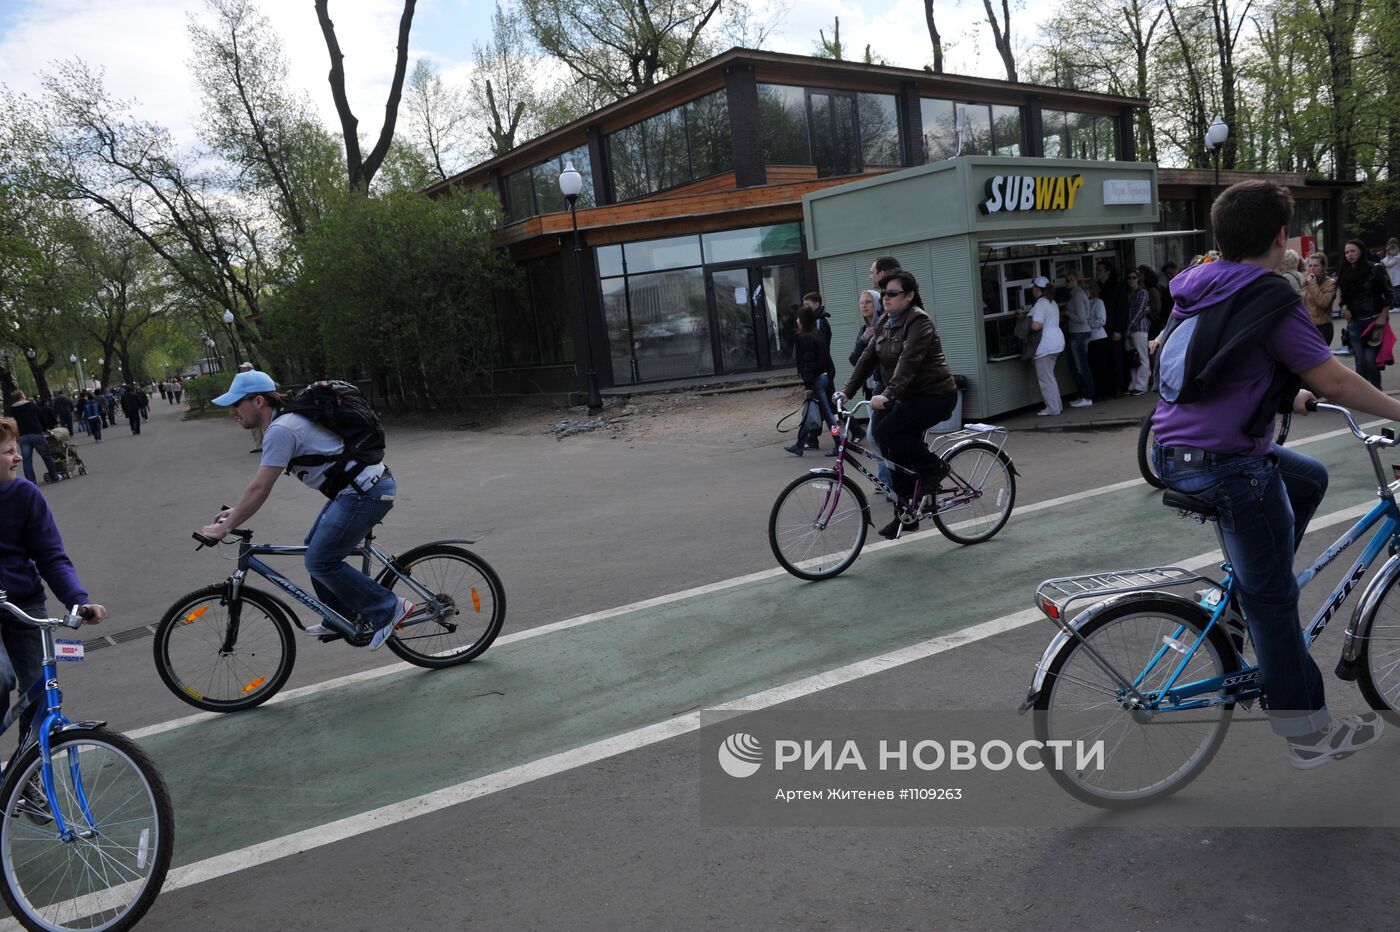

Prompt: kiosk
[{"left": 802, "top": 156, "right": 1188, "bottom": 419}]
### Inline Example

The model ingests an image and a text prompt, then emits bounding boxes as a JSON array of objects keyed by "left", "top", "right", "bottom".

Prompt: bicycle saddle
[{"left": 1162, "top": 489, "right": 1218, "bottom": 519}]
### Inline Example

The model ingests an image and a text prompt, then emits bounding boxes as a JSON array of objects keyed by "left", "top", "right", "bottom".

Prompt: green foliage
[
  {"left": 263, "top": 186, "right": 509, "bottom": 410},
  {"left": 181, "top": 374, "right": 229, "bottom": 414}
]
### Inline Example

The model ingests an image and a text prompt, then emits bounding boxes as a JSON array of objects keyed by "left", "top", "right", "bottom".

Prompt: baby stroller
[{"left": 43, "top": 428, "right": 87, "bottom": 481}]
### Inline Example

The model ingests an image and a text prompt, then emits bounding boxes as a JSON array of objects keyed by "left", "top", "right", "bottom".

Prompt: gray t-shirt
[{"left": 260, "top": 412, "right": 383, "bottom": 495}]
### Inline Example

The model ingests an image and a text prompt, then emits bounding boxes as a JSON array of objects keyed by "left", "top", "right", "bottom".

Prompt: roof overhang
[{"left": 981, "top": 229, "right": 1204, "bottom": 249}]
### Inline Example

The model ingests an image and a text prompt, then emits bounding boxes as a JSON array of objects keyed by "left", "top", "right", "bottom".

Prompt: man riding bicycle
[
  {"left": 197, "top": 370, "right": 411, "bottom": 649},
  {"left": 1153, "top": 180, "right": 1400, "bottom": 768}
]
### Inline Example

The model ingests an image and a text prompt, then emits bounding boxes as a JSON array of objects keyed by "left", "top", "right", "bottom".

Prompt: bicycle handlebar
[
  {"left": 0, "top": 602, "right": 93, "bottom": 630},
  {"left": 1310, "top": 401, "right": 1400, "bottom": 447}
]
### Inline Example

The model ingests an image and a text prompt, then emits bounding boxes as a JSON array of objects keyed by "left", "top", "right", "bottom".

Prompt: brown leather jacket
[
  {"left": 1301, "top": 275, "right": 1337, "bottom": 326},
  {"left": 842, "top": 306, "right": 956, "bottom": 401}
]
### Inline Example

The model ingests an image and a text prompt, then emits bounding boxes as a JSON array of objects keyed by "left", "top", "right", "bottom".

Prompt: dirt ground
[{"left": 480, "top": 383, "right": 812, "bottom": 445}]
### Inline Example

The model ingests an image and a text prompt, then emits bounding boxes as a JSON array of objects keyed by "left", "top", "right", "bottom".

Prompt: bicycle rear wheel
[
  {"left": 1137, "top": 414, "right": 1164, "bottom": 488},
  {"left": 153, "top": 585, "right": 296, "bottom": 713},
  {"left": 768, "top": 471, "right": 870, "bottom": 580},
  {"left": 931, "top": 440, "right": 1016, "bottom": 545},
  {"left": 0, "top": 727, "right": 173, "bottom": 932},
  {"left": 1355, "top": 571, "right": 1400, "bottom": 723},
  {"left": 376, "top": 545, "right": 506, "bottom": 668},
  {"left": 1032, "top": 598, "right": 1238, "bottom": 808}
]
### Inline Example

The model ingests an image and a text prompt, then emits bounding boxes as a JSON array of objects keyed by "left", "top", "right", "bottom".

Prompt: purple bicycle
[{"left": 768, "top": 398, "right": 1018, "bottom": 580}]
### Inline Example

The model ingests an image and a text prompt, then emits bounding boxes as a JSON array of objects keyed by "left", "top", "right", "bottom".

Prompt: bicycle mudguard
[
  {"left": 1338, "top": 551, "right": 1400, "bottom": 677},
  {"left": 1019, "top": 590, "right": 1212, "bottom": 712}
]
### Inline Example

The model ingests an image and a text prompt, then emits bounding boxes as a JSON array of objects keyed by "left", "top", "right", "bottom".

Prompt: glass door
[
  {"left": 755, "top": 263, "right": 802, "bottom": 368},
  {"left": 709, "top": 268, "right": 760, "bottom": 373}
]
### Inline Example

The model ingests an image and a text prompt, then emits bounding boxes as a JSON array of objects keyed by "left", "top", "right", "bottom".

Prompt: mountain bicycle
[
  {"left": 1025, "top": 402, "right": 1400, "bottom": 808},
  {"left": 768, "top": 397, "right": 1017, "bottom": 580},
  {"left": 0, "top": 596, "right": 172, "bottom": 931},
  {"left": 153, "top": 526, "right": 506, "bottom": 713},
  {"left": 1137, "top": 407, "right": 1291, "bottom": 488}
]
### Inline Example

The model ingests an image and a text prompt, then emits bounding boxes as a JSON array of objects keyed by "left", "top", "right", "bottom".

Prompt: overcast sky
[{"left": 0, "top": 0, "right": 1057, "bottom": 152}]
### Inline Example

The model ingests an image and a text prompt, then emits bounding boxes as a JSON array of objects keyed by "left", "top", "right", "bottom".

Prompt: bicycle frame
[
  {"left": 1029, "top": 403, "right": 1400, "bottom": 716},
  {"left": 0, "top": 600, "right": 106, "bottom": 842},
  {"left": 225, "top": 534, "right": 446, "bottom": 639}
]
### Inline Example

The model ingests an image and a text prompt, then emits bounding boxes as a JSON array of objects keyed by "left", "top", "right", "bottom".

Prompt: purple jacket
[{"left": 0, "top": 478, "right": 89, "bottom": 609}]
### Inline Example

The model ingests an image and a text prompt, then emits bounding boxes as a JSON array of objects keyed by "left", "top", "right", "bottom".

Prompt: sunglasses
[{"left": 882, "top": 289, "right": 907, "bottom": 298}]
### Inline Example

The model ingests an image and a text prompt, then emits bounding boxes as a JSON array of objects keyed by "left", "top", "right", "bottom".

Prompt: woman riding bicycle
[{"left": 839, "top": 270, "right": 958, "bottom": 540}]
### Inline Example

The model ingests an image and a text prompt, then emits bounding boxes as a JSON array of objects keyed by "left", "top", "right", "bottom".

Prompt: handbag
[
  {"left": 801, "top": 398, "right": 822, "bottom": 432},
  {"left": 1127, "top": 347, "right": 1143, "bottom": 368}
]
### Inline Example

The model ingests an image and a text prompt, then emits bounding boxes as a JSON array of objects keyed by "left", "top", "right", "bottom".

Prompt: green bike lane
[{"left": 140, "top": 429, "right": 1385, "bottom": 871}]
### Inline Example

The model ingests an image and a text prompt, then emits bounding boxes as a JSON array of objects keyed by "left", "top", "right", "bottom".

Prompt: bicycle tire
[
  {"left": 1032, "top": 597, "right": 1239, "bottom": 808},
  {"left": 375, "top": 544, "right": 506, "bottom": 668},
  {"left": 0, "top": 727, "right": 174, "bottom": 932},
  {"left": 1140, "top": 411, "right": 1290, "bottom": 489},
  {"left": 930, "top": 440, "right": 1017, "bottom": 545},
  {"left": 153, "top": 584, "right": 297, "bottom": 713},
  {"left": 1136, "top": 414, "right": 1165, "bottom": 489},
  {"left": 1355, "top": 570, "right": 1400, "bottom": 723},
  {"left": 768, "top": 470, "right": 870, "bottom": 581}
]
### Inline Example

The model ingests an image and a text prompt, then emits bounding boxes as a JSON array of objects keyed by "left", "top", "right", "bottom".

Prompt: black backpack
[{"left": 277, "top": 380, "right": 386, "bottom": 498}]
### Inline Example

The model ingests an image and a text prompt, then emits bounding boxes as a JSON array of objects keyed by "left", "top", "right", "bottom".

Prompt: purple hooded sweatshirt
[
  {"left": 0, "top": 478, "right": 89, "bottom": 610},
  {"left": 1152, "top": 260, "right": 1331, "bottom": 456}
]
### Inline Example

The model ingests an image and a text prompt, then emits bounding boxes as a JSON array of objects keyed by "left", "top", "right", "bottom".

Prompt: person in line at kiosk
[
  {"left": 1096, "top": 259, "right": 1130, "bottom": 397},
  {"left": 1025, "top": 276, "right": 1065, "bottom": 415},
  {"left": 1062, "top": 270, "right": 1095, "bottom": 407},
  {"left": 1083, "top": 279, "right": 1112, "bottom": 402},
  {"left": 838, "top": 270, "right": 958, "bottom": 540}
]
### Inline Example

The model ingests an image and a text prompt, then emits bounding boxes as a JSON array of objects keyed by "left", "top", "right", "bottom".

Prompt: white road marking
[{"left": 146, "top": 495, "right": 1382, "bottom": 898}]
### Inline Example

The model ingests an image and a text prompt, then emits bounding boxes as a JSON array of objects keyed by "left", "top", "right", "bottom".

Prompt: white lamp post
[
  {"left": 1204, "top": 116, "right": 1229, "bottom": 188},
  {"left": 558, "top": 161, "right": 604, "bottom": 415}
]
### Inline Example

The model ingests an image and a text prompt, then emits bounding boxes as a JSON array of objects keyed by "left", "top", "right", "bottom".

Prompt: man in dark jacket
[
  {"left": 120, "top": 384, "right": 144, "bottom": 436},
  {"left": 1096, "top": 259, "right": 1130, "bottom": 397},
  {"left": 5, "top": 392, "right": 59, "bottom": 484},
  {"left": 785, "top": 307, "right": 838, "bottom": 456},
  {"left": 52, "top": 392, "right": 73, "bottom": 434}
]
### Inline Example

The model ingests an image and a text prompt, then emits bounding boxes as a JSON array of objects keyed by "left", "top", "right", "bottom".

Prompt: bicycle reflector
[
  {"left": 1037, "top": 596, "right": 1060, "bottom": 620},
  {"left": 1393, "top": 464, "right": 1400, "bottom": 482},
  {"left": 241, "top": 676, "right": 266, "bottom": 694},
  {"left": 471, "top": 587, "right": 481, "bottom": 612},
  {"left": 182, "top": 605, "right": 210, "bottom": 625}
]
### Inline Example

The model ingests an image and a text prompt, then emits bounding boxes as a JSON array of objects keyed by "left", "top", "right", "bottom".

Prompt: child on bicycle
[
  {"left": 1152, "top": 180, "right": 1400, "bottom": 769},
  {"left": 196, "top": 370, "right": 410, "bottom": 649},
  {"left": 0, "top": 417, "right": 106, "bottom": 756}
]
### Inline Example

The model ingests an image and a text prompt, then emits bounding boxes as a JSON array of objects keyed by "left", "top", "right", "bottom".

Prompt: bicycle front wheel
[
  {"left": 1032, "top": 598, "right": 1238, "bottom": 808},
  {"left": 0, "top": 727, "right": 174, "bottom": 932},
  {"left": 377, "top": 545, "right": 506, "bottom": 668},
  {"left": 1137, "top": 414, "right": 1164, "bottom": 488},
  {"left": 768, "top": 471, "right": 870, "bottom": 581},
  {"left": 153, "top": 585, "right": 296, "bottom": 713},
  {"left": 931, "top": 440, "right": 1016, "bottom": 545},
  {"left": 1355, "top": 571, "right": 1400, "bottom": 722}
]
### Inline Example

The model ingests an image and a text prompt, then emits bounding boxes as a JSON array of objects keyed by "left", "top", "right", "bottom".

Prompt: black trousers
[
  {"left": 1087, "top": 338, "right": 1114, "bottom": 401},
  {"left": 871, "top": 391, "right": 957, "bottom": 499}
]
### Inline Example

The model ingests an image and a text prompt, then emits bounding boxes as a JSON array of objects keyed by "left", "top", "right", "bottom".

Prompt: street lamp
[
  {"left": 1204, "top": 116, "right": 1229, "bottom": 188},
  {"left": 558, "top": 161, "right": 603, "bottom": 416},
  {"left": 70, "top": 353, "right": 85, "bottom": 391}
]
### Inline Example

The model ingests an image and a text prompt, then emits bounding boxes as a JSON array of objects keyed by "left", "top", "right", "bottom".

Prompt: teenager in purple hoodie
[
  {"left": 0, "top": 417, "right": 106, "bottom": 757},
  {"left": 1151, "top": 180, "right": 1400, "bottom": 769}
]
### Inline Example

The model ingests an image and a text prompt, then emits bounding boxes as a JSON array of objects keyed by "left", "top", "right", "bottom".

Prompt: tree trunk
[
  {"left": 981, "top": 0, "right": 1017, "bottom": 82},
  {"left": 924, "top": 0, "right": 944, "bottom": 72}
]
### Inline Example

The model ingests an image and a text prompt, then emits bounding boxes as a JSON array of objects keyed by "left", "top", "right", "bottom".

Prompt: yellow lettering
[
  {"left": 1051, "top": 176, "right": 1067, "bottom": 210},
  {"left": 1035, "top": 175, "right": 1054, "bottom": 210},
  {"left": 1066, "top": 175, "right": 1085, "bottom": 210}
]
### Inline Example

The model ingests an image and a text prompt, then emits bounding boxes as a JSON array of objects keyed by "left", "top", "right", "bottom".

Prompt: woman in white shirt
[{"left": 1027, "top": 275, "right": 1065, "bottom": 416}]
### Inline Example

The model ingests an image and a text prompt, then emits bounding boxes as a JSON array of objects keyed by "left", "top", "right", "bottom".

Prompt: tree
[
  {"left": 469, "top": 4, "right": 538, "bottom": 158},
  {"left": 521, "top": 0, "right": 724, "bottom": 100},
  {"left": 982, "top": 0, "right": 1018, "bottom": 82},
  {"left": 925, "top": 0, "right": 945, "bottom": 73},
  {"left": 815, "top": 17, "right": 844, "bottom": 59},
  {"left": 403, "top": 58, "right": 474, "bottom": 180},
  {"left": 188, "top": 0, "right": 337, "bottom": 236},
  {"left": 313, "top": 0, "right": 418, "bottom": 191}
]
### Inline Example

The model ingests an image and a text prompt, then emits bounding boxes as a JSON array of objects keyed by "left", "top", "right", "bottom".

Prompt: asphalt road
[{"left": 20, "top": 386, "right": 1400, "bottom": 930}]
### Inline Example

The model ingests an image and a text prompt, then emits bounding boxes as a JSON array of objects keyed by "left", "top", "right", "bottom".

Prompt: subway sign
[{"left": 980, "top": 173, "right": 1085, "bottom": 214}]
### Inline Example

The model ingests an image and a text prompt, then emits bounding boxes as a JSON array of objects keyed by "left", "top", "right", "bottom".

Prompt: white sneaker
[
  {"left": 304, "top": 623, "right": 336, "bottom": 636},
  {"left": 1069, "top": 398, "right": 1094, "bottom": 408},
  {"left": 1286, "top": 713, "right": 1384, "bottom": 770},
  {"left": 1036, "top": 409, "right": 1059, "bottom": 417},
  {"left": 369, "top": 598, "right": 415, "bottom": 651}
]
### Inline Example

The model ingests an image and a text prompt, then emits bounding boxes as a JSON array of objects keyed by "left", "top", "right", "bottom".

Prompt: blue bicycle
[
  {"left": 1024, "top": 403, "right": 1400, "bottom": 807},
  {"left": 0, "top": 595, "right": 173, "bottom": 931}
]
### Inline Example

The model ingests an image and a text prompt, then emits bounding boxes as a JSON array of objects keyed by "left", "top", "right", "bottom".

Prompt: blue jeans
[
  {"left": 1066, "top": 331, "right": 1094, "bottom": 399},
  {"left": 1347, "top": 319, "right": 1382, "bottom": 389},
  {"left": 304, "top": 476, "right": 399, "bottom": 629},
  {"left": 17, "top": 435, "right": 57, "bottom": 484},
  {"left": 1, "top": 602, "right": 46, "bottom": 753},
  {"left": 1154, "top": 443, "right": 1330, "bottom": 737},
  {"left": 811, "top": 374, "right": 836, "bottom": 428}
]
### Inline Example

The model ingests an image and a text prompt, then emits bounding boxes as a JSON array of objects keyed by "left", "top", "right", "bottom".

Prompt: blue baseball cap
[{"left": 212, "top": 370, "right": 277, "bottom": 406}]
